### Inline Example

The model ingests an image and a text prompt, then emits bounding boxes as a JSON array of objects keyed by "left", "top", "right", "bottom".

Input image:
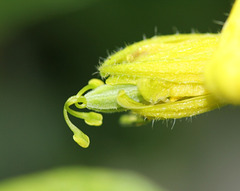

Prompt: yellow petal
[
  {"left": 205, "top": 0, "right": 240, "bottom": 104},
  {"left": 137, "top": 78, "right": 208, "bottom": 104},
  {"left": 100, "top": 34, "right": 220, "bottom": 84}
]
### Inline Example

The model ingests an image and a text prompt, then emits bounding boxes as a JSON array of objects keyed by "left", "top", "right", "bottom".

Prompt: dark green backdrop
[{"left": 1, "top": 0, "right": 240, "bottom": 191}]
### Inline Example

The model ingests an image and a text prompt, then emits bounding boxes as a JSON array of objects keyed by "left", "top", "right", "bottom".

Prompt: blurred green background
[{"left": 1, "top": 0, "right": 240, "bottom": 191}]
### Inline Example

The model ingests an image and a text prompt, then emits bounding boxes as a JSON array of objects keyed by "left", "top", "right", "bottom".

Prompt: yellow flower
[
  {"left": 64, "top": 0, "right": 240, "bottom": 148},
  {"left": 205, "top": 0, "right": 240, "bottom": 104}
]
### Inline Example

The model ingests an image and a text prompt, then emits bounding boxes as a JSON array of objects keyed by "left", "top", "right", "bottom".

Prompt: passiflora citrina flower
[
  {"left": 64, "top": 0, "right": 240, "bottom": 148},
  {"left": 63, "top": 34, "right": 223, "bottom": 148}
]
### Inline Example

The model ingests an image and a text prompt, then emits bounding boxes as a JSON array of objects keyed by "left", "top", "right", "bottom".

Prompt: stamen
[
  {"left": 63, "top": 79, "right": 104, "bottom": 148},
  {"left": 117, "top": 90, "right": 224, "bottom": 119},
  {"left": 119, "top": 113, "right": 150, "bottom": 127},
  {"left": 63, "top": 108, "right": 90, "bottom": 148}
]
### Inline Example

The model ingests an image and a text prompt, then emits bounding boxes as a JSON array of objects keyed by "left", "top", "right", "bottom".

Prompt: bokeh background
[{"left": 1, "top": 0, "right": 240, "bottom": 191}]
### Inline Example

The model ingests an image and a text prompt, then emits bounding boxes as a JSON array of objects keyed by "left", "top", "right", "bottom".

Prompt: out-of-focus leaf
[
  {"left": 0, "top": 0, "right": 99, "bottom": 41},
  {"left": 0, "top": 166, "right": 165, "bottom": 191}
]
